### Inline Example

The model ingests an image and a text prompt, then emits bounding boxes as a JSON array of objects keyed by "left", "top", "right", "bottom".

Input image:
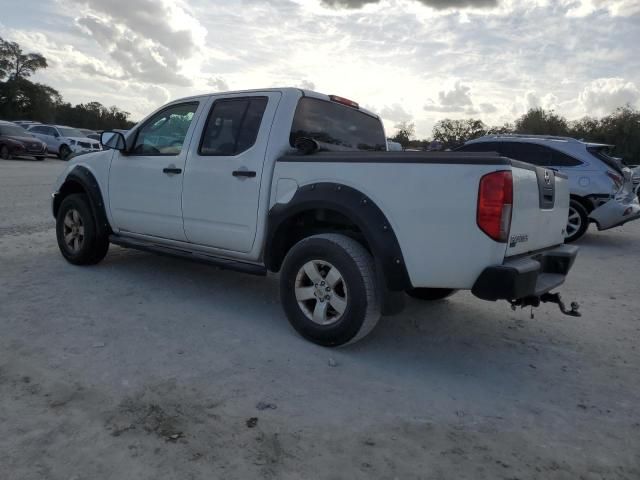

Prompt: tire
[
  {"left": 59, "top": 144, "right": 71, "bottom": 160},
  {"left": 0, "top": 145, "right": 11, "bottom": 160},
  {"left": 56, "top": 193, "right": 109, "bottom": 265},
  {"left": 280, "top": 233, "right": 381, "bottom": 347},
  {"left": 406, "top": 288, "right": 457, "bottom": 301},
  {"left": 565, "top": 199, "right": 589, "bottom": 243}
]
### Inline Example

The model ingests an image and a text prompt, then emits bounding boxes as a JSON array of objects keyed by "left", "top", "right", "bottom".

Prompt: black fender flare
[
  {"left": 53, "top": 166, "right": 111, "bottom": 238},
  {"left": 265, "top": 182, "right": 411, "bottom": 291}
]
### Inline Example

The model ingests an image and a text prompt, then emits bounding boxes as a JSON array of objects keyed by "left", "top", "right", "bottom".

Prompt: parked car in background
[
  {"left": 458, "top": 135, "right": 640, "bottom": 242},
  {"left": 386, "top": 139, "right": 402, "bottom": 151},
  {"left": 52, "top": 88, "right": 579, "bottom": 346},
  {"left": 12, "top": 120, "right": 41, "bottom": 129},
  {"left": 0, "top": 121, "right": 47, "bottom": 160},
  {"left": 78, "top": 129, "right": 101, "bottom": 141},
  {"left": 28, "top": 124, "right": 101, "bottom": 160}
]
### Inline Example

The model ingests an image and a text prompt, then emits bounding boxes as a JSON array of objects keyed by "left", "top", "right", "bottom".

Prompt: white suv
[
  {"left": 28, "top": 125, "right": 101, "bottom": 160},
  {"left": 459, "top": 135, "right": 640, "bottom": 242}
]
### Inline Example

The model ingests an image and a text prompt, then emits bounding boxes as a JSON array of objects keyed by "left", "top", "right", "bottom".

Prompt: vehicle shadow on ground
[
  {"left": 97, "top": 246, "right": 569, "bottom": 389},
  {"left": 576, "top": 229, "right": 640, "bottom": 249}
]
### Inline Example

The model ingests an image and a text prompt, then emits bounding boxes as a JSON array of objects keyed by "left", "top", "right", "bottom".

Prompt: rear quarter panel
[{"left": 272, "top": 161, "right": 509, "bottom": 289}]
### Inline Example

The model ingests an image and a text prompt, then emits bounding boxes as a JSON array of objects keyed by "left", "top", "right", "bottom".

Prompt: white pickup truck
[{"left": 52, "top": 88, "right": 579, "bottom": 346}]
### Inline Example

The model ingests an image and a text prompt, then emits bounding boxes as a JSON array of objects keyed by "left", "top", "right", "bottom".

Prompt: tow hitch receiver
[{"left": 510, "top": 293, "right": 581, "bottom": 318}]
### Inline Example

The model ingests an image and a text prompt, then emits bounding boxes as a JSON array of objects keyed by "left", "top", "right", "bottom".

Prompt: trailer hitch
[{"left": 510, "top": 293, "right": 581, "bottom": 318}]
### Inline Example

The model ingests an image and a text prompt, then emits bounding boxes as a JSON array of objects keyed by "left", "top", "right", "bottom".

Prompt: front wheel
[
  {"left": 0, "top": 145, "right": 11, "bottom": 160},
  {"left": 56, "top": 193, "right": 109, "bottom": 265},
  {"left": 565, "top": 199, "right": 589, "bottom": 243},
  {"left": 406, "top": 288, "right": 457, "bottom": 301},
  {"left": 59, "top": 144, "right": 71, "bottom": 160},
  {"left": 280, "top": 234, "right": 381, "bottom": 347}
]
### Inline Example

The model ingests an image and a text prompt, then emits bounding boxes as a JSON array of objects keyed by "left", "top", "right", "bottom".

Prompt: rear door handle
[
  {"left": 163, "top": 167, "right": 182, "bottom": 175},
  {"left": 232, "top": 170, "right": 256, "bottom": 178}
]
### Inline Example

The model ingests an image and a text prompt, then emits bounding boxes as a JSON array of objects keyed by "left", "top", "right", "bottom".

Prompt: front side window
[
  {"left": 132, "top": 102, "right": 199, "bottom": 156},
  {"left": 199, "top": 97, "right": 268, "bottom": 156},
  {"left": 457, "top": 142, "right": 503, "bottom": 154},
  {"left": 290, "top": 97, "right": 386, "bottom": 151},
  {"left": 30, "top": 126, "right": 46, "bottom": 134}
]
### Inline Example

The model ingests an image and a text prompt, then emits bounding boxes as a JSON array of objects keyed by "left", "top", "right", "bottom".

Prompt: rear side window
[
  {"left": 503, "top": 143, "right": 582, "bottom": 167},
  {"left": 290, "top": 97, "right": 386, "bottom": 151},
  {"left": 587, "top": 146, "right": 623, "bottom": 174},
  {"left": 199, "top": 97, "right": 267, "bottom": 156}
]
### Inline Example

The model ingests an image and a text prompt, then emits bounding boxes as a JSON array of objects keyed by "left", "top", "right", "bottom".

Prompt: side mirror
[
  {"left": 53, "top": 132, "right": 60, "bottom": 138},
  {"left": 294, "top": 137, "right": 320, "bottom": 155},
  {"left": 101, "top": 131, "right": 127, "bottom": 152}
]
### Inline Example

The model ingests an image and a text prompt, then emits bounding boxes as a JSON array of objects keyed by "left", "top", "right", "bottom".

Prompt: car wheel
[
  {"left": 406, "top": 288, "right": 457, "bottom": 301},
  {"left": 0, "top": 145, "right": 11, "bottom": 160},
  {"left": 565, "top": 200, "right": 589, "bottom": 243},
  {"left": 280, "top": 233, "right": 381, "bottom": 347},
  {"left": 59, "top": 144, "right": 71, "bottom": 160},
  {"left": 56, "top": 193, "right": 109, "bottom": 265}
]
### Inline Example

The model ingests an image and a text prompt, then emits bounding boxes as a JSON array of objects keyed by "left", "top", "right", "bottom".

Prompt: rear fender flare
[{"left": 265, "top": 182, "right": 411, "bottom": 291}]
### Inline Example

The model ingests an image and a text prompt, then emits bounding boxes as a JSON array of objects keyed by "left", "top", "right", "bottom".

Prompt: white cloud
[{"left": 579, "top": 78, "right": 640, "bottom": 115}]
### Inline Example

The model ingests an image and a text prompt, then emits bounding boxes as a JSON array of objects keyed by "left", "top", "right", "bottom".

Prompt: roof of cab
[{"left": 170, "top": 87, "right": 380, "bottom": 119}]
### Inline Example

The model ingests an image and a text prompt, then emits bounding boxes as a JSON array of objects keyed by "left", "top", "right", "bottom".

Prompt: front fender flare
[{"left": 53, "top": 165, "right": 111, "bottom": 237}]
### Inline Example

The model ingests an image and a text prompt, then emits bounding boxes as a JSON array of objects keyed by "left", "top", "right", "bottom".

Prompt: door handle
[
  {"left": 163, "top": 167, "right": 182, "bottom": 175},
  {"left": 232, "top": 170, "right": 256, "bottom": 178}
]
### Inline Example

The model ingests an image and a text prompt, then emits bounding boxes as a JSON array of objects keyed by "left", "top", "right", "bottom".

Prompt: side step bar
[{"left": 109, "top": 235, "right": 267, "bottom": 276}]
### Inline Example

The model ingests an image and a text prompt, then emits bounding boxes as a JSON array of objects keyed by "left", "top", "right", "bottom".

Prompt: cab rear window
[{"left": 290, "top": 97, "right": 386, "bottom": 151}]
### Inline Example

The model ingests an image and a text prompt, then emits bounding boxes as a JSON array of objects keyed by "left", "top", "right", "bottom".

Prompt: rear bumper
[
  {"left": 589, "top": 194, "right": 640, "bottom": 231},
  {"left": 472, "top": 244, "right": 578, "bottom": 301}
]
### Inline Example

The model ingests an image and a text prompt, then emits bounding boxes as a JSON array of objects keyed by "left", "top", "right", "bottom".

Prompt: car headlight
[{"left": 69, "top": 139, "right": 76, "bottom": 145}]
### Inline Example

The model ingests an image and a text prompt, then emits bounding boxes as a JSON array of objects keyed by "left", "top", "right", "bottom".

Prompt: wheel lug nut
[
  {"left": 320, "top": 281, "right": 325, "bottom": 286},
  {"left": 326, "top": 287, "right": 331, "bottom": 292},
  {"left": 325, "top": 295, "right": 330, "bottom": 300}
]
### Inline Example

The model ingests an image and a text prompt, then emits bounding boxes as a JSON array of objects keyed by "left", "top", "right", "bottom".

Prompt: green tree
[
  {"left": 391, "top": 121, "right": 415, "bottom": 148},
  {"left": 514, "top": 108, "right": 569, "bottom": 136},
  {"left": 0, "top": 36, "right": 47, "bottom": 80},
  {"left": 432, "top": 118, "right": 486, "bottom": 149}
]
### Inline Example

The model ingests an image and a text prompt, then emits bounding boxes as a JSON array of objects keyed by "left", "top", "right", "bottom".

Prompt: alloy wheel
[
  {"left": 294, "top": 260, "right": 348, "bottom": 326},
  {"left": 63, "top": 208, "right": 85, "bottom": 253},
  {"left": 566, "top": 205, "right": 582, "bottom": 239}
]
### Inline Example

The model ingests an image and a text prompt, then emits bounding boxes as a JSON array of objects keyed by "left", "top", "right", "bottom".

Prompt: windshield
[
  {"left": 0, "top": 125, "right": 32, "bottom": 137},
  {"left": 587, "top": 146, "right": 624, "bottom": 174},
  {"left": 58, "top": 127, "right": 85, "bottom": 138},
  {"left": 290, "top": 97, "right": 386, "bottom": 151}
]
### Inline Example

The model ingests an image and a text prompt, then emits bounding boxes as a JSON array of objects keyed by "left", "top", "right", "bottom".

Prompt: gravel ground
[{"left": 1, "top": 157, "right": 639, "bottom": 480}]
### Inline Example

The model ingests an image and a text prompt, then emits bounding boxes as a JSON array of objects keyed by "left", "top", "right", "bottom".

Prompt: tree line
[
  {"left": 0, "top": 36, "right": 134, "bottom": 130},
  {"left": 391, "top": 105, "right": 640, "bottom": 165}
]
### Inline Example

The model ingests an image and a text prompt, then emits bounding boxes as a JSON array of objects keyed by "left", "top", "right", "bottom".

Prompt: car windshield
[
  {"left": 290, "top": 97, "right": 386, "bottom": 151},
  {"left": 0, "top": 125, "right": 32, "bottom": 137},
  {"left": 58, "top": 127, "right": 85, "bottom": 138}
]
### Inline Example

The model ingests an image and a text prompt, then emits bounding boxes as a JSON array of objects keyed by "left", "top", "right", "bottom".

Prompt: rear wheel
[
  {"left": 406, "top": 288, "right": 456, "bottom": 301},
  {"left": 56, "top": 194, "right": 109, "bottom": 265},
  {"left": 0, "top": 145, "right": 11, "bottom": 160},
  {"left": 565, "top": 199, "right": 589, "bottom": 243},
  {"left": 280, "top": 234, "right": 380, "bottom": 347}
]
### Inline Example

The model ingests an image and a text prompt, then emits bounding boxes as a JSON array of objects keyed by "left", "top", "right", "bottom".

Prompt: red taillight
[
  {"left": 477, "top": 171, "right": 513, "bottom": 242},
  {"left": 329, "top": 95, "right": 359, "bottom": 109},
  {"left": 606, "top": 171, "right": 623, "bottom": 191}
]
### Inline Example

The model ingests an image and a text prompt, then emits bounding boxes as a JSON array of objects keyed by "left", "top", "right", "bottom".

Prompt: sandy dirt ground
[{"left": 0, "top": 157, "right": 639, "bottom": 480}]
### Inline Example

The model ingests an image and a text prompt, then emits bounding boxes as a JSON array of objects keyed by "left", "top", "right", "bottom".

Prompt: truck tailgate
[{"left": 506, "top": 164, "right": 569, "bottom": 256}]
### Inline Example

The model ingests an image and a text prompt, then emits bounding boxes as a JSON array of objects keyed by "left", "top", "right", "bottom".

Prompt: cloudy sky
[{"left": 1, "top": 0, "right": 639, "bottom": 137}]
